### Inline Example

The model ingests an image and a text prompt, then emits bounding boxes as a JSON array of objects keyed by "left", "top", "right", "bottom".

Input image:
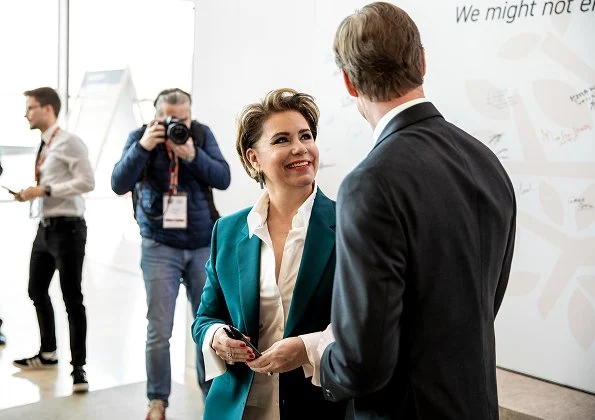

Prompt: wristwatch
[{"left": 44, "top": 185, "right": 52, "bottom": 197}]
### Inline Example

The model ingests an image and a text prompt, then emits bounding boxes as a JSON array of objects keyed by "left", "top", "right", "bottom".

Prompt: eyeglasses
[{"left": 25, "top": 105, "right": 42, "bottom": 114}]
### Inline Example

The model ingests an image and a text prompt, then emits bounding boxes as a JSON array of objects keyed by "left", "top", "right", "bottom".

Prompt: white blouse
[{"left": 202, "top": 186, "right": 323, "bottom": 419}]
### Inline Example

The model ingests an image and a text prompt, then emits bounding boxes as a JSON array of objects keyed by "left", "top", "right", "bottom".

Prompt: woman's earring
[{"left": 257, "top": 171, "right": 264, "bottom": 189}]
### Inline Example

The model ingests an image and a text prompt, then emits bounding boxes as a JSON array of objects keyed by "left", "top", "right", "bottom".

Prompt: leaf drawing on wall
[
  {"left": 550, "top": 12, "right": 571, "bottom": 37},
  {"left": 539, "top": 33, "right": 595, "bottom": 85},
  {"left": 578, "top": 276, "right": 595, "bottom": 299},
  {"left": 465, "top": 80, "right": 511, "bottom": 120},
  {"left": 576, "top": 183, "right": 595, "bottom": 230},
  {"left": 507, "top": 271, "right": 540, "bottom": 296},
  {"left": 498, "top": 33, "right": 541, "bottom": 60},
  {"left": 539, "top": 181, "right": 564, "bottom": 226},
  {"left": 533, "top": 80, "right": 592, "bottom": 128},
  {"left": 568, "top": 289, "right": 595, "bottom": 350}
]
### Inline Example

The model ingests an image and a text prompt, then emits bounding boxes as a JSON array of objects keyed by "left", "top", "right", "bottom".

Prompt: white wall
[{"left": 192, "top": 0, "right": 595, "bottom": 393}]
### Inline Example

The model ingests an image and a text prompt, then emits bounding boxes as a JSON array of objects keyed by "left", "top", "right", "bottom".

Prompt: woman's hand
[
  {"left": 247, "top": 337, "right": 308, "bottom": 375},
  {"left": 211, "top": 327, "right": 255, "bottom": 364}
]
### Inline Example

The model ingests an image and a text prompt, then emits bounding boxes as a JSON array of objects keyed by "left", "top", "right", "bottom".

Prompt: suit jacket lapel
[
  {"left": 285, "top": 190, "right": 335, "bottom": 336},
  {"left": 236, "top": 226, "right": 261, "bottom": 342},
  {"left": 374, "top": 101, "right": 443, "bottom": 150}
]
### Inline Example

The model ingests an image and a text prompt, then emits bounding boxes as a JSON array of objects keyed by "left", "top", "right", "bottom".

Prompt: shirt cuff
[
  {"left": 299, "top": 331, "right": 323, "bottom": 386},
  {"left": 202, "top": 323, "right": 228, "bottom": 381}
]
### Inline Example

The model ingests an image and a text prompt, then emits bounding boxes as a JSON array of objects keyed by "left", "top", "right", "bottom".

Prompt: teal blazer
[{"left": 193, "top": 189, "right": 346, "bottom": 419}]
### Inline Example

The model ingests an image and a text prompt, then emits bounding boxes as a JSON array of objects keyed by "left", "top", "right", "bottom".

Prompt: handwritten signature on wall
[
  {"left": 541, "top": 124, "right": 592, "bottom": 146},
  {"left": 569, "top": 85, "right": 595, "bottom": 111}
]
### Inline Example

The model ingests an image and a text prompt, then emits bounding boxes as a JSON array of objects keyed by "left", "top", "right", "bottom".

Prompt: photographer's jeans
[{"left": 141, "top": 238, "right": 212, "bottom": 406}]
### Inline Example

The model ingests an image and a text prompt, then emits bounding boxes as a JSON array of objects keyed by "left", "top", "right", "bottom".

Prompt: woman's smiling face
[{"left": 246, "top": 110, "right": 319, "bottom": 194}]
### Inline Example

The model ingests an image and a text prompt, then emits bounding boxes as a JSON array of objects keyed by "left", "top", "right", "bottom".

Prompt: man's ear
[
  {"left": 421, "top": 48, "right": 426, "bottom": 77},
  {"left": 342, "top": 70, "right": 359, "bottom": 98}
]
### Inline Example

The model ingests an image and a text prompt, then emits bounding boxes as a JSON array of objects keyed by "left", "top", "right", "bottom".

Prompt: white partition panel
[{"left": 193, "top": 0, "right": 595, "bottom": 393}]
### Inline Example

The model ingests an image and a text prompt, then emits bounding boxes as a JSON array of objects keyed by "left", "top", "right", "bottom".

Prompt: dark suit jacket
[
  {"left": 320, "top": 102, "right": 516, "bottom": 419},
  {"left": 193, "top": 188, "right": 346, "bottom": 420}
]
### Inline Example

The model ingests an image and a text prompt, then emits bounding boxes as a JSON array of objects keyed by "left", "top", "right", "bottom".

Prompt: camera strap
[
  {"left": 161, "top": 142, "right": 188, "bottom": 229},
  {"left": 165, "top": 142, "right": 179, "bottom": 195}
]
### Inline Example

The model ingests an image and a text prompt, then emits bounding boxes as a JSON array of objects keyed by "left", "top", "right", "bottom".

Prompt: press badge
[{"left": 163, "top": 193, "right": 188, "bottom": 229}]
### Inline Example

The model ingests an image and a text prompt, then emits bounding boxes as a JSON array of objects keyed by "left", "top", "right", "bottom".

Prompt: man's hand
[
  {"left": 247, "top": 337, "right": 308, "bottom": 375},
  {"left": 169, "top": 137, "right": 196, "bottom": 162},
  {"left": 16, "top": 186, "right": 44, "bottom": 202},
  {"left": 139, "top": 120, "right": 166, "bottom": 151}
]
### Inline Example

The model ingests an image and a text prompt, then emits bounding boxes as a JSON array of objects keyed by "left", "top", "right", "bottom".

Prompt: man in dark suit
[{"left": 319, "top": 3, "right": 517, "bottom": 419}]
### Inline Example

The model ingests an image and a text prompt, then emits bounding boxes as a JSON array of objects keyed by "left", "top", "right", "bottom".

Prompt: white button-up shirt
[
  {"left": 202, "top": 185, "right": 323, "bottom": 419},
  {"left": 38, "top": 123, "right": 95, "bottom": 217}
]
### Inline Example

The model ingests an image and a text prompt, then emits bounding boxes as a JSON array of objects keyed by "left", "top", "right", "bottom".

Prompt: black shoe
[
  {"left": 0, "top": 319, "right": 5, "bottom": 345},
  {"left": 13, "top": 353, "right": 58, "bottom": 370},
  {"left": 72, "top": 367, "right": 89, "bottom": 393}
]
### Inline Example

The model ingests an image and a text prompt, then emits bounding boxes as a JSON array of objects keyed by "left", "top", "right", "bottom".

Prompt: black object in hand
[
  {"left": 1, "top": 185, "right": 17, "bottom": 195},
  {"left": 224, "top": 325, "right": 262, "bottom": 358}
]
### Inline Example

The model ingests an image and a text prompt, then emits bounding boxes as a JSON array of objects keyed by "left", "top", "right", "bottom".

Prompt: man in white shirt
[{"left": 12, "top": 87, "right": 95, "bottom": 394}]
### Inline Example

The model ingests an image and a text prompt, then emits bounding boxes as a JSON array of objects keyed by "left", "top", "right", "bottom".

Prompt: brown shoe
[{"left": 146, "top": 399, "right": 166, "bottom": 420}]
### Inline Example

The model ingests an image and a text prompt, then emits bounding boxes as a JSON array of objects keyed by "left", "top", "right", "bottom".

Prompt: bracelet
[
  {"left": 210, "top": 332, "right": 217, "bottom": 350},
  {"left": 210, "top": 326, "right": 223, "bottom": 350}
]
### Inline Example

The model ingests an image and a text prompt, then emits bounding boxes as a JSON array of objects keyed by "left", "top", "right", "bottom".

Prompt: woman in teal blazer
[{"left": 192, "top": 89, "right": 346, "bottom": 419}]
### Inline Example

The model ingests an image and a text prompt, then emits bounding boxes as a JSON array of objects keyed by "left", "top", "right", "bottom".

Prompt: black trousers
[{"left": 28, "top": 217, "right": 87, "bottom": 367}]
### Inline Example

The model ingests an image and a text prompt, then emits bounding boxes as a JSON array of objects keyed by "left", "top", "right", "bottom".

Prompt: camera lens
[{"left": 166, "top": 120, "right": 190, "bottom": 145}]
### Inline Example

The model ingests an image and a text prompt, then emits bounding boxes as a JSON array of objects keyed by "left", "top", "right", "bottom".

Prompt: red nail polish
[
  {"left": 249, "top": 354, "right": 255, "bottom": 359},
  {"left": 240, "top": 343, "right": 246, "bottom": 348}
]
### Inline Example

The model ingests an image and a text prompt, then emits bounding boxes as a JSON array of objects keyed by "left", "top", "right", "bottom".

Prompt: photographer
[{"left": 111, "top": 88, "right": 230, "bottom": 419}]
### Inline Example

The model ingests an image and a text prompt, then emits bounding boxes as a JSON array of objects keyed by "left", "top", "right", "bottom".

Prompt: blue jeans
[{"left": 141, "top": 238, "right": 212, "bottom": 405}]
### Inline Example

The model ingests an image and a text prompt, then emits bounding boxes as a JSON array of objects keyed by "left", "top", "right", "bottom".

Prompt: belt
[{"left": 40, "top": 216, "right": 84, "bottom": 227}]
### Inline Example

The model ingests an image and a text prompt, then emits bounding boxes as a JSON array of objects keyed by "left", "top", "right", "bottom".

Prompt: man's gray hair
[{"left": 154, "top": 88, "right": 192, "bottom": 116}]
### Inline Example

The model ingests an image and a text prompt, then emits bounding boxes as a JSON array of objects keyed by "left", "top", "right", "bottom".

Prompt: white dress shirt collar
[
  {"left": 247, "top": 182, "right": 317, "bottom": 238},
  {"left": 372, "top": 98, "right": 428, "bottom": 143},
  {"left": 41, "top": 122, "right": 59, "bottom": 144}
]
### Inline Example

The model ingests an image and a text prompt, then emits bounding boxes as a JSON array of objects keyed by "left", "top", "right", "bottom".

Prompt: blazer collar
[
  {"left": 285, "top": 189, "right": 335, "bottom": 336},
  {"left": 236, "top": 228, "right": 261, "bottom": 342},
  {"left": 374, "top": 101, "right": 443, "bottom": 150}
]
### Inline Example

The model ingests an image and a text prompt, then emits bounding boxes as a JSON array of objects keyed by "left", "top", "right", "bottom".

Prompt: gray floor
[
  {"left": 497, "top": 369, "right": 595, "bottom": 420},
  {"left": 0, "top": 381, "right": 203, "bottom": 420}
]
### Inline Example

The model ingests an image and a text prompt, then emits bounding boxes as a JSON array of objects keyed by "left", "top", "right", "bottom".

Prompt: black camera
[{"left": 158, "top": 117, "right": 190, "bottom": 145}]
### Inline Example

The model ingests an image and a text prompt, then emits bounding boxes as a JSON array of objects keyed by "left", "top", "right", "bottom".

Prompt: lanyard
[
  {"left": 165, "top": 142, "right": 179, "bottom": 194},
  {"left": 35, "top": 127, "right": 60, "bottom": 183}
]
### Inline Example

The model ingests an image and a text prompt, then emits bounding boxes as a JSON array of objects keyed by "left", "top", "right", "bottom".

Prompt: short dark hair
[
  {"left": 24, "top": 87, "right": 61, "bottom": 117},
  {"left": 334, "top": 2, "right": 424, "bottom": 101},
  {"left": 236, "top": 88, "right": 320, "bottom": 181},
  {"left": 153, "top": 88, "right": 192, "bottom": 116}
]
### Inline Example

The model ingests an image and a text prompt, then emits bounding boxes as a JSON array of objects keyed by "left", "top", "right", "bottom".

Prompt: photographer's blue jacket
[{"left": 111, "top": 123, "right": 231, "bottom": 250}]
